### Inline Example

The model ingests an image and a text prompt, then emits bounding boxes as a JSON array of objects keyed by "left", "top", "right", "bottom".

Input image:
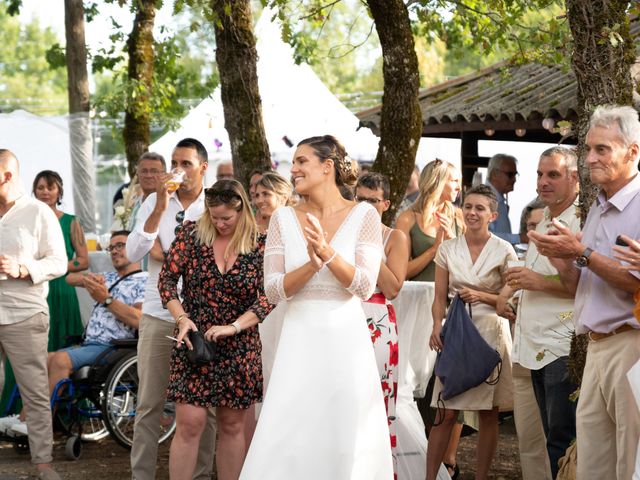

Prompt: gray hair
[
  {"left": 139, "top": 151, "right": 166, "bottom": 170},
  {"left": 589, "top": 105, "right": 640, "bottom": 149},
  {"left": 487, "top": 153, "right": 517, "bottom": 178},
  {"left": 540, "top": 146, "right": 578, "bottom": 173}
]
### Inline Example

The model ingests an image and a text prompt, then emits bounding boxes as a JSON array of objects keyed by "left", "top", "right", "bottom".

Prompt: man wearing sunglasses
[
  {"left": 486, "top": 153, "right": 527, "bottom": 244},
  {"left": 126, "top": 138, "right": 216, "bottom": 480}
]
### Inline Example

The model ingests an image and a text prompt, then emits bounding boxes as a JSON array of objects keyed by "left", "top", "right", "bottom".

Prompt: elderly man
[
  {"left": 498, "top": 147, "right": 580, "bottom": 479},
  {"left": 0, "top": 149, "right": 67, "bottom": 480},
  {"left": 127, "top": 138, "right": 215, "bottom": 480},
  {"left": 128, "top": 152, "right": 166, "bottom": 230},
  {"left": 529, "top": 105, "right": 640, "bottom": 480},
  {"left": 8, "top": 230, "right": 146, "bottom": 436},
  {"left": 486, "top": 153, "right": 527, "bottom": 244}
]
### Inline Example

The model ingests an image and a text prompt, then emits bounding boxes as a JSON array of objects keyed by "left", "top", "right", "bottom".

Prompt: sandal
[{"left": 444, "top": 462, "right": 460, "bottom": 480}]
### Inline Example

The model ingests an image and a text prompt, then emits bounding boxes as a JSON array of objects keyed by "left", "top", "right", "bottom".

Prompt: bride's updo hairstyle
[{"left": 297, "top": 135, "right": 358, "bottom": 188}]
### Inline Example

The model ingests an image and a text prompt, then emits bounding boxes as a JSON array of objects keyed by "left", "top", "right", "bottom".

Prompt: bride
[{"left": 240, "top": 135, "right": 393, "bottom": 479}]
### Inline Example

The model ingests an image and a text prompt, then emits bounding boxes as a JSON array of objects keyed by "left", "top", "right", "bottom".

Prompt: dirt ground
[{"left": 0, "top": 419, "right": 522, "bottom": 479}]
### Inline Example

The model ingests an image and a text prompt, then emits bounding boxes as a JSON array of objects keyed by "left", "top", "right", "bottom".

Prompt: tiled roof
[{"left": 358, "top": 17, "right": 639, "bottom": 137}]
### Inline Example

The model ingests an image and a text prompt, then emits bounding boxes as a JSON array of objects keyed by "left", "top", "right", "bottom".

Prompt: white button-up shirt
[
  {"left": 126, "top": 189, "right": 205, "bottom": 322},
  {"left": 512, "top": 203, "right": 581, "bottom": 369},
  {"left": 0, "top": 195, "right": 67, "bottom": 325}
]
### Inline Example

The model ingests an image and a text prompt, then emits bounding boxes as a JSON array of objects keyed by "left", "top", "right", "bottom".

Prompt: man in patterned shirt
[{"left": 7, "top": 230, "right": 147, "bottom": 436}]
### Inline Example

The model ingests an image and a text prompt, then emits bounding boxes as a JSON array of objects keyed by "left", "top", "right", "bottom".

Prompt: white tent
[
  {"left": 150, "top": 7, "right": 381, "bottom": 181},
  {"left": 0, "top": 109, "right": 76, "bottom": 212}
]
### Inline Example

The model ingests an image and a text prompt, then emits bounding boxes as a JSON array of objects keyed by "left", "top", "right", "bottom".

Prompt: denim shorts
[{"left": 59, "top": 342, "right": 111, "bottom": 371}]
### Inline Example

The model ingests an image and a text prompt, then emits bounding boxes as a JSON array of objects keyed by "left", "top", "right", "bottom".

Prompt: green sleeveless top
[
  {"left": 409, "top": 215, "right": 460, "bottom": 282},
  {"left": 409, "top": 222, "right": 437, "bottom": 281},
  {"left": 59, "top": 213, "right": 76, "bottom": 260}
]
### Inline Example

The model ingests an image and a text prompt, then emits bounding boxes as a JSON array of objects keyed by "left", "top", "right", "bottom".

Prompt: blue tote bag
[{"left": 434, "top": 293, "right": 502, "bottom": 401}]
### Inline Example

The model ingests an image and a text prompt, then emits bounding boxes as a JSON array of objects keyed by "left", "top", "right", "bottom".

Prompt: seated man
[{"left": 8, "top": 230, "right": 147, "bottom": 436}]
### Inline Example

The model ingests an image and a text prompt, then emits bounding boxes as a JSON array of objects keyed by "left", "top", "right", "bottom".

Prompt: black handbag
[
  {"left": 186, "top": 330, "right": 218, "bottom": 366},
  {"left": 434, "top": 293, "right": 502, "bottom": 400},
  {"left": 183, "top": 235, "right": 218, "bottom": 366}
]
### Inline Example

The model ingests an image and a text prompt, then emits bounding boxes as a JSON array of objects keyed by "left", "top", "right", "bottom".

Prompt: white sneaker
[
  {"left": 10, "top": 420, "right": 28, "bottom": 436},
  {"left": 0, "top": 414, "right": 21, "bottom": 436}
]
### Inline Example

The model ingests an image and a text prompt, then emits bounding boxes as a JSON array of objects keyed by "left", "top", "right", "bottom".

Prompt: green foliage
[
  {"left": 45, "top": 43, "right": 66, "bottom": 70},
  {"left": 91, "top": 2, "right": 219, "bottom": 132},
  {"left": 0, "top": 7, "right": 67, "bottom": 114}
]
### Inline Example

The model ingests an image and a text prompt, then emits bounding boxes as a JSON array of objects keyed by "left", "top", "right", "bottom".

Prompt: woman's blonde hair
[
  {"left": 196, "top": 179, "right": 258, "bottom": 256},
  {"left": 411, "top": 159, "right": 462, "bottom": 235},
  {"left": 256, "top": 171, "right": 295, "bottom": 206}
]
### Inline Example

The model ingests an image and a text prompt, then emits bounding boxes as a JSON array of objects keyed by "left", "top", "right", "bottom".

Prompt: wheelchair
[{"left": 1, "top": 339, "right": 176, "bottom": 460}]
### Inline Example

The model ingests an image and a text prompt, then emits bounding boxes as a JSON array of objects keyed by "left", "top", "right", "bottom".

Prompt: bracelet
[
  {"left": 231, "top": 321, "right": 241, "bottom": 335},
  {"left": 323, "top": 250, "right": 338, "bottom": 266},
  {"left": 176, "top": 313, "right": 188, "bottom": 326}
]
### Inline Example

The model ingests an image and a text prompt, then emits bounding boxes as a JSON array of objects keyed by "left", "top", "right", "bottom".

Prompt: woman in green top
[
  {"left": 0, "top": 171, "right": 89, "bottom": 414},
  {"left": 33, "top": 170, "right": 89, "bottom": 350},
  {"left": 396, "top": 159, "right": 463, "bottom": 281}
]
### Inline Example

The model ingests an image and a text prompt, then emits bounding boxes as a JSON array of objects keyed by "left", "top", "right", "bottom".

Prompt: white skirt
[{"left": 240, "top": 297, "right": 393, "bottom": 480}]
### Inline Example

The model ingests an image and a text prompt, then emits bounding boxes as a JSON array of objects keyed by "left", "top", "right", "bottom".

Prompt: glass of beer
[
  {"left": 86, "top": 233, "right": 98, "bottom": 252},
  {"left": 166, "top": 169, "right": 185, "bottom": 193}
]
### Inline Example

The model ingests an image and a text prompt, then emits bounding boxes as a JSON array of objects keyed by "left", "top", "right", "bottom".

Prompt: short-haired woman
[
  {"left": 426, "top": 184, "right": 517, "bottom": 480},
  {"left": 158, "top": 179, "right": 273, "bottom": 480}
]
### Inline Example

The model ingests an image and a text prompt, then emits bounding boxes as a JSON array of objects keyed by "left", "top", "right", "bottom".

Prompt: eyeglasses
[
  {"left": 106, "top": 242, "right": 126, "bottom": 253},
  {"left": 355, "top": 196, "right": 383, "bottom": 205},
  {"left": 175, "top": 210, "right": 185, "bottom": 223},
  {"left": 500, "top": 170, "right": 519, "bottom": 179},
  {"left": 138, "top": 168, "right": 162, "bottom": 175}
]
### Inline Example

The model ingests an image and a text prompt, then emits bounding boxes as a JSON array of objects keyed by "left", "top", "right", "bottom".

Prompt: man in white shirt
[
  {"left": 498, "top": 147, "right": 580, "bottom": 478},
  {"left": 127, "top": 139, "right": 215, "bottom": 480},
  {"left": 0, "top": 149, "right": 67, "bottom": 480}
]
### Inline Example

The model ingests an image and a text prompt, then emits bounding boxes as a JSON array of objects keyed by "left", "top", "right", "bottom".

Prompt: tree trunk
[
  {"left": 565, "top": 0, "right": 634, "bottom": 386},
  {"left": 123, "top": 0, "right": 156, "bottom": 179},
  {"left": 366, "top": 0, "right": 423, "bottom": 226},
  {"left": 566, "top": 0, "right": 634, "bottom": 220},
  {"left": 211, "top": 0, "right": 271, "bottom": 188},
  {"left": 65, "top": 0, "right": 96, "bottom": 232}
]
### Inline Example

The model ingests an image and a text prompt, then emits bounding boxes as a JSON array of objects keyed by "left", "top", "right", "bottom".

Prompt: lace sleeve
[
  {"left": 264, "top": 209, "right": 291, "bottom": 305},
  {"left": 347, "top": 205, "right": 383, "bottom": 300}
]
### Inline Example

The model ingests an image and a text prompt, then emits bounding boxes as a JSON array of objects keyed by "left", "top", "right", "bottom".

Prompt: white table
[
  {"left": 77, "top": 251, "right": 115, "bottom": 326},
  {"left": 391, "top": 281, "right": 437, "bottom": 399}
]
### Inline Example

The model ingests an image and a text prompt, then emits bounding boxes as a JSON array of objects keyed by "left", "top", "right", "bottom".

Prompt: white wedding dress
[{"left": 240, "top": 202, "right": 394, "bottom": 480}]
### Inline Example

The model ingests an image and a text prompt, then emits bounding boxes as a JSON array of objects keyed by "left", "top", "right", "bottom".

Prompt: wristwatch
[
  {"left": 575, "top": 247, "right": 593, "bottom": 268},
  {"left": 103, "top": 296, "right": 114, "bottom": 307}
]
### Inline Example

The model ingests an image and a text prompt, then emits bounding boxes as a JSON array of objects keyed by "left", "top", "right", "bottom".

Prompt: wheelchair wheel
[
  {"left": 65, "top": 435, "right": 82, "bottom": 460},
  {"left": 102, "top": 352, "right": 137, "bottom": 449},
  {"left": 101, "top": 352, "right": 176, "bottom": 449}
]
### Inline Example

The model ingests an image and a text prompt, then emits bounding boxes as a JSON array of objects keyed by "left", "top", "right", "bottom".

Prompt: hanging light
[
  {"left": 515, "top": 128, "right": 527, "bottom": 137},
  {"left": 484, "top": 128, "right": 495, "bottom": 137},
  {"left": 559, "top": 125, "right": 571, "bottom": 136},
  {"left": 542, "top": 118, "right": 555, "bottom": 131}
]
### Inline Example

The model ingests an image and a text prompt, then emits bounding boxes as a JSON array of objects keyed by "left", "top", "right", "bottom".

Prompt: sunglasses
[
  {"left": 500, "top": 170, "right": 519, "bottom": 179},
  {"left": 106, "top": 242, "right": 126, "bottom": 253}
]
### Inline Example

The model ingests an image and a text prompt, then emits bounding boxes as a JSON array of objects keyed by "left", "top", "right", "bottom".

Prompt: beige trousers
[
  {"left": 131, "top": 314, "right": 216, "bottom": 480},
  {"left": 512, "top": 364, "right": 552, "bottom": 480},
  {"left": 0, "top": 312, "right": 53, "bottom": 464},
  {"left": 577, "top": 328, "right": 640, "bottom": 480}
]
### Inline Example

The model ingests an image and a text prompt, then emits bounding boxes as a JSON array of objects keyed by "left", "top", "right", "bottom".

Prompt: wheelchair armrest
[{"left": 110, "top": 338, "right": 138, "bottom": 348}]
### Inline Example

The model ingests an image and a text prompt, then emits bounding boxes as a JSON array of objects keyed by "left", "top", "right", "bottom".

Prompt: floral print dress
[
  {"left": 362, "top": 229, "right": 399, "bottom": 478},
  {"left": 158, "top": 222, "right": 273, "bottom": 409}
]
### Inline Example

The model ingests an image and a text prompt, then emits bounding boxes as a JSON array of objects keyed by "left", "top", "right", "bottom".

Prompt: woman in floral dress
[
  {"left": 355, "top": 173, "right": 407, "bottom": 478},
  {"left": 158, "top": 179, "right": 273, "bottom": 480}
]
